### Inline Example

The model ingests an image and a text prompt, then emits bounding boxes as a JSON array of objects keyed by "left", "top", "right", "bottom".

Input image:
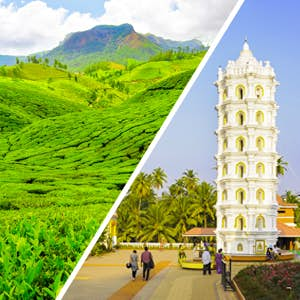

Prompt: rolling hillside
[{"left": 0, "top": 52, "right": 203, "bottom": 298}]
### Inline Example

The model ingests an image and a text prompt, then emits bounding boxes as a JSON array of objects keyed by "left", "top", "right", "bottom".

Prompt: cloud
[
  {"left": 99, "top": 0, "right": 238, "bottom": 43},
  {"left": 0, "top": 0, "right": 238, "bottom": 55},
  {"left": 0, "top": 1, "right": 98, "bottom": 55}
]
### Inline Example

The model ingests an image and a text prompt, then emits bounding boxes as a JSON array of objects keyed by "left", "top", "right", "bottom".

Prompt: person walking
[
  {"left": 129, "top": 250, "right": 139, "bottom": 280},
  {"left": 141, "top": 246, "right": 153, "bottom": 281},
  {"left": 202, "top": 247, "right": 211, "bottom": 275},
  {"left": 215, "top": 248, "right": 223, "bottom": 274}
]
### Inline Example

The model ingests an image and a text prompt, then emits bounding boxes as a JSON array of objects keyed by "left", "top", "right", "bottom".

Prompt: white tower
[{"left": 215, "top": 41, "right": 279, "bottom": 255}]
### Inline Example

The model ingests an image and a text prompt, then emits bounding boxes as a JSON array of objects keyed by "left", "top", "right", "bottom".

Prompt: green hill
[{"left": 0, "top": 53, "right": 202, "bottom": 298}]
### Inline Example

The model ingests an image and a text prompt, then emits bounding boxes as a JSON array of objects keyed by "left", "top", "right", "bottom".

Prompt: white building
[{"left": 214, "top": 40, "right": 279, "bottom": 255}]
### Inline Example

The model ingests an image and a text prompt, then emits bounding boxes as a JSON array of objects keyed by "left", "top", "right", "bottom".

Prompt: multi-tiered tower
[{"left": 215, "top": 41, "right": 279, "bottom": 255}]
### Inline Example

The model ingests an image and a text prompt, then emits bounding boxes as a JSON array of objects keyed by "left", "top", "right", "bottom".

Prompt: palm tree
[
  {"left": 284, "top": 190, "right": 300, "bottom": 203},
  {"left": 138, "top": 203, "right": 175, "bottom": 243},
  {"left": 169, "top": 197, "right": 197, "bottom": 242},
  {"left": 276, "top": 156, "right": 288, "bottom": 177},
  {"left": 182, "top": 169, "right": 199, "bottom": 192},
  {"left": 190, "top": 184, "right": 205, "bottom": 226},
  {"left": 151, "top": 167, "right": 167, "bottom": 190},
  {"left": 130, "top": 172, "right": 153, "bottom": 211},
  {"left": 198, "top": 181, "right": 217, "bottom": 227}
]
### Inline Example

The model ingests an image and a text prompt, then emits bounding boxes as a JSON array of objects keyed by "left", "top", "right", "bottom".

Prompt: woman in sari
[{"left": 215, "top": 248, "right": 223, "bottom": 274}]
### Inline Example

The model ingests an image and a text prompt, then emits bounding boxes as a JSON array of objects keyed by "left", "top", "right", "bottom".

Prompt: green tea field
[{"left": 0, "top": 53, "right": 203, "bottom": 298}]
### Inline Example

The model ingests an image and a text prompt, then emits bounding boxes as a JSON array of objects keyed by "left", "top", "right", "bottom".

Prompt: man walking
[
  {"left": 202, "top": 247, "right": 211, "bottom": 275},
  {"left": 141, "top": 246, "right": 153, "bottom": 280}
]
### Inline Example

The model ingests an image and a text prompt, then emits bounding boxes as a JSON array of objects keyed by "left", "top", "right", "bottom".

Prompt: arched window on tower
[
  {"left": 222, "top": 190, "right": 227, "bottom": 201},
  {"left": 222, "top": 164, "right": 228, "bottom": 176},
  {"left": 236, "top": 136, "right": 246, "bottom": 152},
  {"left": 223, "top": 138, "right": 228, "bottom": 151},
  {"left": 235, "top": 215, "right": 246, "bottom": 231},
  {"left": 236, "top": 111, "right": 246, "bottom": 125},
  {"left": 222, "top": 216, "right": 227, "bottom": 228},
  {"left": 236, "top": 85, "right": 245, "bottom": 100},
  {"left": 256, "top": 163, "right": 265, "bottom": 177},
  {"left": 255, "top": 85, "right": 264, "bottom": 99},
  {"left": 236, "top": 162, "right": 246, "bottom": 178},
  {"left": 256, "top": 188, "right": 265, "bottom": 202},
  {"left": 255, "top": 215, "right": 266, "bottom": 230},
  {"left": 236, "top": 188, "right": 246, "bottom": 204},
  {"left": 223, "top": 113, "right": 228, "bottom": 125},
  {"left": 256, "top": 111, "right": 264, "bottom": 125},
  {"left": 237, "top": 243, "right": 243, "bottom": 252},
  {"left": 223, "top": 88, "right": 228, "bottom": 100},
  {"left": 256, "top": 136, "right": 265, "bottom": 151}
]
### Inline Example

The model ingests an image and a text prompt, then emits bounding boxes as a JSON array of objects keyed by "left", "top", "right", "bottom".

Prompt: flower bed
[{"left": 234, "top": 262, "right": 300, "bottom": 300}]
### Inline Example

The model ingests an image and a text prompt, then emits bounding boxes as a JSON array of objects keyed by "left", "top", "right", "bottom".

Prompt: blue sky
[
  {"left": 1, "top": 0, "right": 106, "bottom": 16},
  {"left": 142, "top": 0, "right": 300, "bottom": 195}
]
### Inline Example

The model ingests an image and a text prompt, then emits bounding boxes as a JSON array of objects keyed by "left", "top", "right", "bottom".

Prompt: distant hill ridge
[{"left": 0, "top": 24, "right": 206, "bottom": 70}]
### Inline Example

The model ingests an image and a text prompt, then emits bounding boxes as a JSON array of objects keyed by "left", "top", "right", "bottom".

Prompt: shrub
[{"left": 234, "top": 262, "right": 300, "bottom": 300}]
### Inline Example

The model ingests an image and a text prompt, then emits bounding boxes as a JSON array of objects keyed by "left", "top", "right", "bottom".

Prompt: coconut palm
[
  {"left": 182, "top": 169, "right": 199, "bottom": 192},
  {"left": 130, "top": 172, "right": 153, "bottom": 211},
  {"left": 198, "top": 181, "right": 217, "bottom": 227},
  {"left": 138, "top": 202, "right": 175, "bottom": 243},
  {"left": 151, "top": 167, "right": 167, "bottom": 190},
  {"left": 169, "top": 196, "right": 197, "bottom": 242},
  {"left": 284, "top": 190, "right": 300, "bottom": 204},
  {"left": 276, "top": 156, "right": 288, "bottom": 177}
]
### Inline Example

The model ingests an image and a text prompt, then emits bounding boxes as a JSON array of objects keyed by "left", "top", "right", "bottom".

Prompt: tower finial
[{"left": 243, "top": 37, "right": 249, "bottom": 51}]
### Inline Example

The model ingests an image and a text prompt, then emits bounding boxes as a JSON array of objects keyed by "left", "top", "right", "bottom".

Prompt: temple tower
[{"left": 215, "top": 41, "right": 279, "bottom": 254}]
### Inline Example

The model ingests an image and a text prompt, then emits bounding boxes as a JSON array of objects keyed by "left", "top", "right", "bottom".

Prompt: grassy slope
[{"left": 0, "top": 56, "right": 201, "bottom": 298}]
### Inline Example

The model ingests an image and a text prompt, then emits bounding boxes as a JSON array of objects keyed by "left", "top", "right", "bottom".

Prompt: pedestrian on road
[
  {"left": 141, "top": 246, "right": 153, "bottom": 281},
  {"left": 130, "top": 250, "right": 139, "bottom": 280},
  {"left": 215, "top": 248, "right": 223, "bottom": 274},
  {"left": 202, "top": 247, "right": 211, "bottom": 275}
]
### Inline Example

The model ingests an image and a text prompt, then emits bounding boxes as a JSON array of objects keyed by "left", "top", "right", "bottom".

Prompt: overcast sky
[
  {"left": 0, "top": 0, "right": 237, "bottom": 55},
  {"left": 142, "top": 0, "right": 300, "bottom": 196}
]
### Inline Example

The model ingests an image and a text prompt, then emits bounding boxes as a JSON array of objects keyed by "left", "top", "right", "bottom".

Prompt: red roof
[
  {"left": 183, "top": 227, "right": 216, "bottom": 237},
  {"left": 277, "top": 222, "right": 300, "bottom": 237}
]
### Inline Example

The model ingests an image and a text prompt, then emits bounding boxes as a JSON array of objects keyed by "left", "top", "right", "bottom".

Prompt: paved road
[{"left": 63, "top": 249, "right": 238, "bottom": 300}]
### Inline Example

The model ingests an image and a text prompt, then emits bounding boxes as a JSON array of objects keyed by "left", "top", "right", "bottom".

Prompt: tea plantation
[{"left": 0, "top": 54, "right": 203, "bottom": 298}]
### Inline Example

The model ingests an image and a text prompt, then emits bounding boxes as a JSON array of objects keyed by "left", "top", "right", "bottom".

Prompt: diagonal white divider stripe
[{"left": 56, "top": 0, "right": 245, "bottom": 299}]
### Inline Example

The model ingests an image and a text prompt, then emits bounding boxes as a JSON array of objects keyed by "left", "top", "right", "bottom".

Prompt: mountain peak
[{"left": 61, "top": 23, "right": 136, "bottom": 53}]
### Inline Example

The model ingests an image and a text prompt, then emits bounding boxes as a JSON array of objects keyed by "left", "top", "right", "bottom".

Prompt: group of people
[
  {"left": 128, "top": 247, "right": 154, "bottom": 281},
  {"left": 201, "top": 247, "right": 224, "bottom": 275},
  {"left": 128, "top": 245, "right": 224, "bottom": 281}
]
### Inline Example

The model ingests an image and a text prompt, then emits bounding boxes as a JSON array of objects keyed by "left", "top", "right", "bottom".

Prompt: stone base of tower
[{"left": 216, "top": 231, "right": 278, "bottom": 255}]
